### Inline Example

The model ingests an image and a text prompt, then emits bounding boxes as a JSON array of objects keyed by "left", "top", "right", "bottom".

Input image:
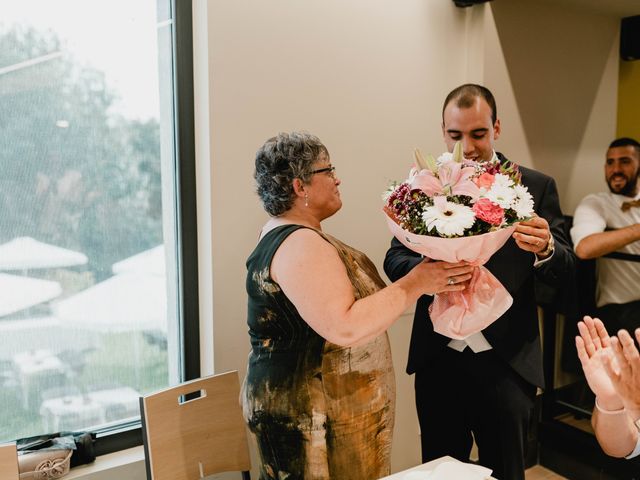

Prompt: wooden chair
[
  {"left": 140, "top": 371, "right": 251, "bottom": 480},
  {"left": 0, "top": 443, "right": 19, "bottom": 480}
]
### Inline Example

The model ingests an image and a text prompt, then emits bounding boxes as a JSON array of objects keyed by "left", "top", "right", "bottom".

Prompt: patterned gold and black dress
[{"left": 242, "top": 224, "right": 395, "bottom": 480}]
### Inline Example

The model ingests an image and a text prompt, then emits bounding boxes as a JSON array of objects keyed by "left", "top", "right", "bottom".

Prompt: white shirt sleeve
[
  {"left": 533, "top": 248, "right": 554, "bottom": 267},
  {"left": 626, "top": 433, "right": 640, "bottom": 459},
  {"left": 570, "top": 194, "right": 607, "bottom": 249}
]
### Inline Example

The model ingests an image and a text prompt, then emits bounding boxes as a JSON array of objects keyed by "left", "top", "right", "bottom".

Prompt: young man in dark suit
[{"left": 384, "top": 84, "right": 575, "bottom": 480}]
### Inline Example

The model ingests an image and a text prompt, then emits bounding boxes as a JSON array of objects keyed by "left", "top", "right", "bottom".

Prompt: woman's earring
[{"left": 304, "top": 193, "right": 309, "bottom": 207}]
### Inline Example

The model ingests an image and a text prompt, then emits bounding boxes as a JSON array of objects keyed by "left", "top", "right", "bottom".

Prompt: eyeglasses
[{"left": 310, "top": 166, "right": 336, "bottom": 179}]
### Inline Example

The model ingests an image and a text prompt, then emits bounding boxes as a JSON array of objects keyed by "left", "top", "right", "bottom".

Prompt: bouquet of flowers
[{"left": 383, "top": 142, "right": 535, "bottom": 339}]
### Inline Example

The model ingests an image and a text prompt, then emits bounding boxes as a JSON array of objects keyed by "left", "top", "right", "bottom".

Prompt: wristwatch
[{"left": 540, "top": 234, "right": 555, "bottom": 257}]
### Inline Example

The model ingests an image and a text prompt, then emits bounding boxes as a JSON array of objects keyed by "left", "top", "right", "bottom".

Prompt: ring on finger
[{"left": 447, "top": 277, "right": 455, "bottom": 286}]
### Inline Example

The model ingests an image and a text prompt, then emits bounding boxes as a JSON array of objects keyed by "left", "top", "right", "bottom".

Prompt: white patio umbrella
[
  {"left": 0, "top": 273, "right": 62, "bottom": 317},
  {"left": 0, "top": 237, "right": 88, "bottom": 271},
  {"left": 53, "top": 272, "right": 167, "bottom": 389},
  {"left": 53, "top": 272, "right": 167, "bottom": 333},
  {"left": 112, "top": 245, "right": 165, "bottom": 276}
]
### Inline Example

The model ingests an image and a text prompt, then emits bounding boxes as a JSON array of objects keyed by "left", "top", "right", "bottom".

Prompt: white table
[
  {"left": 380, "top": 456, "right": 497, "bottom": 479},
  {"left": 40, "top": 394, "right": 104, "bottom": 432},
  {"left": 40, "top": 386, "right": 141, "bottom": 431},
  {"left": 13, "top": 349, "right": 68, "bottom": 411}
]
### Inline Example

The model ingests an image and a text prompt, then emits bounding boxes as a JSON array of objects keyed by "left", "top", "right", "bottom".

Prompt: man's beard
[{"left": 608, "top": 171, "right": 639, "bottom": 197}]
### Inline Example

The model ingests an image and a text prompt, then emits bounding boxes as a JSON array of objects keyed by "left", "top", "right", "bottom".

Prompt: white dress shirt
[{"left": 570, "top": 191, "right": 640, "bottom": 307}]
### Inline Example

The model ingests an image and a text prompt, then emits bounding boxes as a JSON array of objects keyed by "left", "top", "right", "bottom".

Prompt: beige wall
[
  {"left": 193, "top": 0, "right": 623, "bottom": 476},
  {"left": 483, "top": 0, "right": 620, "bottom": 214},
  {"left": 197, "top": 0, "right": 471, "bottom": 473}
]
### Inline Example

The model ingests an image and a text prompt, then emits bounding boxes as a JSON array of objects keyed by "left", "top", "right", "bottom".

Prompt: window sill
[{"left": 66, "top": 446, "right": 145, "bottom": 480}]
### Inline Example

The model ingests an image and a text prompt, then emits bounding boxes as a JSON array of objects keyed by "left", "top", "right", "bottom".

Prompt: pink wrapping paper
[{"left": 385, "top": 213, "right": 516, "bottom": 340}]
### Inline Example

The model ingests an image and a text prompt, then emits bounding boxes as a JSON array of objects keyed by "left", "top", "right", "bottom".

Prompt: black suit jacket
[{"left": 383, "top": 153, "right": 575, "bottom": 388}]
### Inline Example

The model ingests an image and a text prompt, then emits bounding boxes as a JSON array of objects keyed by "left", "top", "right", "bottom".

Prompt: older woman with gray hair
[{"left": 243, "top": 131, "right": 474, "bottom": 479}]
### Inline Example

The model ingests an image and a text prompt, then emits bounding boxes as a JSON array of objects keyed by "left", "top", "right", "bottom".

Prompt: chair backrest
[
  {"left": 140, "top": 371, "right": 251, "bottom": 480},
  {"left": 0, "top": 443, "right": 19, "bottom": 480}
]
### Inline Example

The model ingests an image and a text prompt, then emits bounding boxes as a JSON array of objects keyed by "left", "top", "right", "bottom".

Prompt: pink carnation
[
  {"left": 474, "top": 172, "right": 495, "bottom": 189},
  {"left": 473, "top": 198, "right": 504, "bottom": 226}
]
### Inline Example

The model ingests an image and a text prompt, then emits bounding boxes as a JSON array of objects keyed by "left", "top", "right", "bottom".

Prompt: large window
[{"left": 0, "top": 0, "right": 198, "bottom": 449}]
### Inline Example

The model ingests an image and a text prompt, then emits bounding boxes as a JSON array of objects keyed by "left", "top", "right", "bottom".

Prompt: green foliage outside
[{"left": 0, "top": 25, "right": 163, "bottom": 279}]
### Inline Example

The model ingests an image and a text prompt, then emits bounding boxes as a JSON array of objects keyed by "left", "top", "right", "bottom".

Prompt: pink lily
[{"left": 410, "top": 159, "right": 481, "bottom": 200}]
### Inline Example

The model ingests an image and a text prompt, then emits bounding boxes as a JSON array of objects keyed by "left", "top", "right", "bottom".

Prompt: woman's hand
[
  {"left": 602, "top": 328, "right": 640, "bottom": 419},
  {"left": 410, "top": 259, "right": 475, "bottom": 295},
  {"left": 575, "top": 316, "right": 621, "bottom": 410}
]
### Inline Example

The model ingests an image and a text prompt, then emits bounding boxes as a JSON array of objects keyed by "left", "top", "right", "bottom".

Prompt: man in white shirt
[{"left": 570, "top": 137, "right": 640, "bottom": 336}]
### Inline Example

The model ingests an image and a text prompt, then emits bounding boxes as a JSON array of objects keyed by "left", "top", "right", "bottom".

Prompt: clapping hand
[
  {"left": 601, "top": 328, "right": 640, "bottom": 418},
  {"left": 575, "top": 316, "right": 621, "bottom": 409}
]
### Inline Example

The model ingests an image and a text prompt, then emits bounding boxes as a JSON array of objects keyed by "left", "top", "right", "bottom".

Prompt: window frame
[{"left": 174, "top": 0, "right": 200, "bottom": 387}]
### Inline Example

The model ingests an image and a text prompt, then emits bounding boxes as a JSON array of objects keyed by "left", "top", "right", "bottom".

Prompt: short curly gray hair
[{"left": 254, "top": 131, "right": 328, "bottom": 216}]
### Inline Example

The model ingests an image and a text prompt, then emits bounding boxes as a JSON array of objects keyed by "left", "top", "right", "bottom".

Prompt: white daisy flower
[
  {"left": 422, "top": 198, "right": 475, "bottom": 237},
  {"left": 513, "top": 184, "right": 529, "bottom": 199},
  {"left": 485, "top": 184, "right": 516, "bottom": 209},
  {"left": 512, "top": 185, "right": 535, "bottom": 218},
  {"left": 492, "top": 173, "right": 514, "bottom": 188}
]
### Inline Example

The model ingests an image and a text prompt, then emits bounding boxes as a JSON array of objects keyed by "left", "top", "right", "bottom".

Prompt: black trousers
[{"left": 414, "top": 347, "right": 536, "bottom": 480}]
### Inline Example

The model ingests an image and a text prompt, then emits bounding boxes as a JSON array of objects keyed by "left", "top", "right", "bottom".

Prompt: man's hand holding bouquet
[{"left": 383, "top": 142, "right": 536, "bottom": 339}]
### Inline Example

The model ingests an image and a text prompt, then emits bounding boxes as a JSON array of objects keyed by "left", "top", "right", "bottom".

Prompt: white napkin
[{"left": 403, "top": 460, "right": 493, "bottom": 480}]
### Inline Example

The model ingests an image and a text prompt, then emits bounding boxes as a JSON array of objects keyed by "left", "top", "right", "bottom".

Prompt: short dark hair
[
  {"left": 609, "top": 137, "right": 640, "bottom": 156},
  {"left": 442, "top": 84, "right": 497, "bottom": 125},
  {"left": 254, "top": 131, "right": 328, "bottom": 216}
]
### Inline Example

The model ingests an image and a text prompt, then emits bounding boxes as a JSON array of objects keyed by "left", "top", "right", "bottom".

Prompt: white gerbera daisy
[
  {"left": 513, "top": 184, "right": 529, "bottom": 199},
  {"left": 492, "top": 173, "right": 514, "bottom": 188},
  {"left": 512, "top": 185, "right": 534, "bottom": 218},
  {"left": 485, "top": 184, "right": 516, "bottom": 208},
  {"left": 422, "top": 198, "right": 475, "bottom": 237}
]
